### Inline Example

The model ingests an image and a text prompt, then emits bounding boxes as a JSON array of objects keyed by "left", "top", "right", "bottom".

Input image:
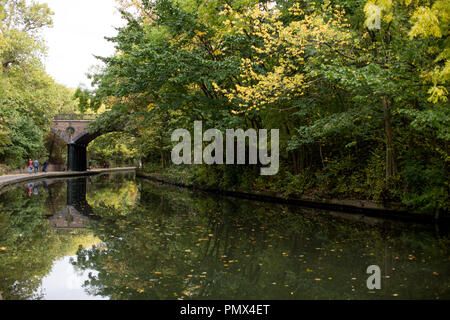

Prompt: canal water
[{"left": 0, "top": 172, "right": 448, "bottom": 300}]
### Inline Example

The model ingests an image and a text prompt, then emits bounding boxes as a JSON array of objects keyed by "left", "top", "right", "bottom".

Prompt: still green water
[{"left": 0, "top": 172, "right": 448, "bottom": 300}]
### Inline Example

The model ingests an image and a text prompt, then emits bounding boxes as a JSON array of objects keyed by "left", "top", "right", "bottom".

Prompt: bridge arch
[{"left": 50, "top": 114, "right": 119, "bottom": 171}]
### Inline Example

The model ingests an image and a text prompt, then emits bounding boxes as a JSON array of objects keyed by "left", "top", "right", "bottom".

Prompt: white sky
[{"left": 39, "top": 0, "right": 126, "bottom": 89}]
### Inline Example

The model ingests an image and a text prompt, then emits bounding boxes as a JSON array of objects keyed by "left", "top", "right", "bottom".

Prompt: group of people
[{"left": 27, "top": 159, "right": 49, "bottom": 174}]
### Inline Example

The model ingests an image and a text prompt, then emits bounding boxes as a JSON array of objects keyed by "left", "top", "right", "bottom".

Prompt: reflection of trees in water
[
  {"left": 0, "top": 176, "right": 448, "bottom": 300},
  {"left": 0, "top": 178, "right": 103, "bottom": 300},
  {"left": 71, "top": 180, "right": 450, "bottom": 300},
  {"left": 0, "top": 190, "right": 95, "bottom": 300},
  {"left": 44, "top": 181, "right": 66, "bottom": 216},
  {"left": 0, "top": 193, "right": 49, "bottom": 300},
  {"left": 86, "top": 173, "right": 139, "bottom": 211}
]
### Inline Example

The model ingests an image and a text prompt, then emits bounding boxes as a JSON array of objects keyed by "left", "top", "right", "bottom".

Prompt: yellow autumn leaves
[
  {"left": 408, "top": 0, "right": 449, "bottom": 103},
  {"left": 213, "top": 0, "right": 448, "bottom": 109},
  {"left": 363, "top": 0, "right": 449, "bottom": 103},
  {"left": 212, "top": 3, "right": 352, "bottom": 115}
]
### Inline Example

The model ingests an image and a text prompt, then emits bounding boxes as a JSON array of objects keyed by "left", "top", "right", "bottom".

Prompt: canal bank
[
  {"left": 0, "top": 167, "right": 136, "bottom": 194},
  {"left": 136, "top": 171, "right": 447, "bottom": 224}
]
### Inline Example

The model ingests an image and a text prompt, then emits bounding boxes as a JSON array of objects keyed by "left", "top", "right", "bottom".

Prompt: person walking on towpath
[
  {"left": 33, "top": 159, "right": 39, "bottom": 174},
  {"left": 43, "top": 160, "right": 49, "bottom": 173},
  {"left": 27, "top": 159, "right": 33, "bottom": 174}
]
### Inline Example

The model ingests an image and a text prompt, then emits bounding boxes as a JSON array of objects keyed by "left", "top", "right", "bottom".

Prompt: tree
[
  {"left": 0, "top": 0, "right": 76, "bottom": 170},
  {"left": 77, "top": 0, "right": 448, "bottom": 212}
]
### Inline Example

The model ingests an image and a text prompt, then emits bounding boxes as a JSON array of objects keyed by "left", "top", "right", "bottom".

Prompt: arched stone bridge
[{"left": 51, "top": 114, "right": 106, "bottom": 171}]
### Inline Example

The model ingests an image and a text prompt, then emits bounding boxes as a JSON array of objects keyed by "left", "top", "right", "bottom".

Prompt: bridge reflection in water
[{"left": 48, "top": 178, "right": 93, "bottom": 230}]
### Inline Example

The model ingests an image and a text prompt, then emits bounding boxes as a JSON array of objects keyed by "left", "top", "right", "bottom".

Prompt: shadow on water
[{"left": 0, "top": 172, "right": 448, "bottom": 300}]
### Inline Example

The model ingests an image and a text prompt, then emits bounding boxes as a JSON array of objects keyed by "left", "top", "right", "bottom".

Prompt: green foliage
[
  {"left": 0, "top": 0, "right": 77, "bottom": 171},
  {"left": 283, "top": 172, "right": 314, "bottom": 198},
  {"left": 74, "top": 0, "right": 449, "bottom": 213},
  {"left": 88, "top": 132, "right": 138, "bottom": 167}
]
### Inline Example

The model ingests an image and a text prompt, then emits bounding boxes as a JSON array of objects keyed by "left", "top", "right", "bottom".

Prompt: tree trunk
[
  {"left": 383, "top": 97, "right": 397, "bottom": 180},
  {"left": 319, "top": 143, "right": 325, "bottom": 169},
  {"left": 299, "top": 148, "right": 304, "bottom": 173},
  {"left": 160, "top": 148, "right": 165, "bottom": 168},
  {"left": 291, "top": 152, "right": 298, "bottom": 175}
]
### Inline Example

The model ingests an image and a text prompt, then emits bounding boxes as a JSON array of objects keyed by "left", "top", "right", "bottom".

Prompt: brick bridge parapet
[{"left": 50, "top": 114, "right": 97, "bottom": 145}]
